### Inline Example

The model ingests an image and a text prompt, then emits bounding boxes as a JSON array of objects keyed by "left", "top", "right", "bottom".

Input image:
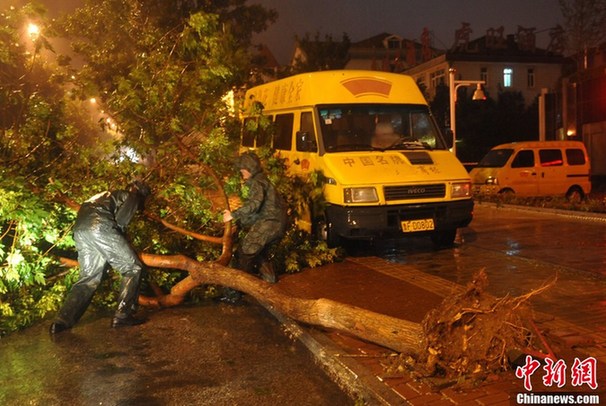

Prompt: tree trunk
[{"left": 140, "top": 253, "right": 425, "bottom": 355}]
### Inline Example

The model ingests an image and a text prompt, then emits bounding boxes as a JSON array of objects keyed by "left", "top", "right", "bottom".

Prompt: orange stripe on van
[{"left": 340, "top": 77, "right": 392, "bottom": 98}]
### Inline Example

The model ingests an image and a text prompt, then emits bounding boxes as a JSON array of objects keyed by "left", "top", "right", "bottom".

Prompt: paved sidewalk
[{"left": 273, "top": 257, "right": 606, "bottom": 405}]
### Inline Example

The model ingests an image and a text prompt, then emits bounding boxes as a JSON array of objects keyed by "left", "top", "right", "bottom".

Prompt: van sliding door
[
  {"left": 509, "top": 150, "right": 538, "bottom": 195},
  {"left": 538, "top": 149, "right": 565, "bottom": 196}
]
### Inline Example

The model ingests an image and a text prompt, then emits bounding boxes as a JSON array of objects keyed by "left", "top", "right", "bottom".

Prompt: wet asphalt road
[
  {"left": 361, "top": 203, "right": 606, "bottom": 329},
  {"left": 3, "top": 203, "right": 606, "bottom": 405},
  {"left": 0, "top": 300, "right": 352, "bottom": 406}
]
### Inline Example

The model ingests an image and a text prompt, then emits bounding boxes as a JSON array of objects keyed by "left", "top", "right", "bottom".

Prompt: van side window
[
  {"left": 566, "top": 149, "right": 586, "bottom": 166},
  {"left": 511, "top": 150, "right": 534, "bottom": 168},
  {"left": 242, "top": 117, "right": 256, "bottom": 147},
  {"left": 298, "top": 112, "right": 318, "bottom": 152},
  {"left": 273, "top": 113, "right": 294, "bottom": 150},
  {"left": 539, "top": 149, "right": 563, "bottom": 167},
  {"left": 253, "top": 114, "right": 273, "bottom": 147}
]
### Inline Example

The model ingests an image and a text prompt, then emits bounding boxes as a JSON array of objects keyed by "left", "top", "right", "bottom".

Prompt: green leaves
[{"left": 0, "top": 1, "right": 340, "bottom": 337}]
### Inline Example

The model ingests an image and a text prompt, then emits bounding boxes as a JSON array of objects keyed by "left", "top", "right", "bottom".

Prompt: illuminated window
[
  {"left": 527, "top": 68, "right": 535, "bottom": 88},
  {"left": 503, "top": 68, "right": 513, "bottom": 87}
]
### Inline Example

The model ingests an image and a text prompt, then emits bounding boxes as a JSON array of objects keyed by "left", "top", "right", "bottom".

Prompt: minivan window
[
  {"left": 477, "top": 149, "right": 513, "bottom": 168},
  {"left": 511, "top": 150, "right": 534, "bottom": 168},
  {"left": 566, "top": 148, "right": 586, "bottom": 166},
  {"left": 318, "top": 104, "right": 446, "bottom": 152},
  {"left": 273, "top": 113, "right": 294, "bottom": 150},
  {"left": 539, "top": 149, "right": 563, "bottom": 167}
]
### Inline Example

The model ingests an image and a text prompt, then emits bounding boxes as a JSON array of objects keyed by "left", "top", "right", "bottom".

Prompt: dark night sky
[
  {"left": 2, "top": 0, "right": 564, "bottom": 64},
  {"left": 253, "top": 0, "right": 564, "bottom": 64}
]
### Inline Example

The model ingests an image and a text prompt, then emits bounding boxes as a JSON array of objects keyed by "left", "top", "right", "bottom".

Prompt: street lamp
[
  {"left": 27, "top": 23, "right": 40, "bottom": 41},
  {"left": 448, "top": 68, "right": 486, "bottom": 156}
]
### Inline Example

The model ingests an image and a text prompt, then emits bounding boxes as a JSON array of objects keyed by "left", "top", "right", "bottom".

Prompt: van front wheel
[
  {"left": 431, "top": 228, "right": 457, "bottom": 247},
  {"left": 314, "top": 215, "right": 341, "bottom": 248}
]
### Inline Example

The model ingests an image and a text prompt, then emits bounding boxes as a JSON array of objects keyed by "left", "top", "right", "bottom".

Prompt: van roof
[
  {"left": 491, "top": 140, "right": 587, "bottom": 150},
  {"left": 243, "top": 70, "right": 427, "bottom": 112}
]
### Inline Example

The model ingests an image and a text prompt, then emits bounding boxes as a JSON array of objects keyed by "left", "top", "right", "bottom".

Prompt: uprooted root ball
[{"left": 417, "top": 269, "right": 540, "bottom": 381}]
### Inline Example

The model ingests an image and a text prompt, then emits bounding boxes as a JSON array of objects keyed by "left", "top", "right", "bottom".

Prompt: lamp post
[{"left": 448, "top": 68, "right": 486, "bottom": 156}]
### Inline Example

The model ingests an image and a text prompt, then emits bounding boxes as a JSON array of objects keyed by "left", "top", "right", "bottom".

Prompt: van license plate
[{"left": 401, "top": 219, "right": 435, "bottom": 232}]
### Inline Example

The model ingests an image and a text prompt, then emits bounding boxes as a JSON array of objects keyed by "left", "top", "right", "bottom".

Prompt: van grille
[{"left": 384, "top": 184, "right": 446, "bottom": 201}]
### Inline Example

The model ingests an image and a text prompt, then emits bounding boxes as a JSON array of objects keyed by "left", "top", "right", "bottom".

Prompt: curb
[
  {"left": 265, "top": 305, "right": 406, "bottom": 405},
  {"left": 474, "top": 200, "right": 606, "bottom": 223}
]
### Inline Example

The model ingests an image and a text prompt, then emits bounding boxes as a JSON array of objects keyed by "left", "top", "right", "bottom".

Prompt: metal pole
[
  {"left": 449, "top": 68, "right": 457, "bottom": 155},
  {"left": 538, "top": 88, "right": 548, "bottom": 141},
  {"left": 448, "top": 68, "right": 485, "bottom": 157}
]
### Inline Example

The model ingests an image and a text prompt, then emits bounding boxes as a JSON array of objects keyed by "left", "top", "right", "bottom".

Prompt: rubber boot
[
  {"left": 112, "top": 273, "right": 146, "bottom": 328},
  {"left": 219, "top": 253, "right": 257, "bottom": 305},
  {"left": 51, "top": 283, "right": 97, "bottom": 334},
  {"left": 258, "top": 260, "right": 277, "bottom": 283}
]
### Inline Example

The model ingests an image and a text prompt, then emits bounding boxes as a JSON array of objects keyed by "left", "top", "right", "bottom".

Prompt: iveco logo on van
[{"left": 408, "top": 187, "right": 426, "bottom": 194}]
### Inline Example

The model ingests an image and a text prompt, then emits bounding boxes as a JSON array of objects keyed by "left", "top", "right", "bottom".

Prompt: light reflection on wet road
[{"left": 361, "top": 203, "right": 606, "bottom": 330}]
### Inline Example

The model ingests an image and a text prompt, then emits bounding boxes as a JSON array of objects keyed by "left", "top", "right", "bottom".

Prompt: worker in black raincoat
[
  {"left": 50, "top": 180, "right": 151, "bottom": 334},
  {"left": 222, "top": 152, "right": 288, "bottom": 300}
]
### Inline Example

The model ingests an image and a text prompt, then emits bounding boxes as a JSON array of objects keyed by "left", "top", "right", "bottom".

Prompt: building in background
[
  {"left": 281, "top": 24, "right": 606, "bottom": 177},
  {"left": 563, "top": 43, "right": 606, "bottom": 176}
]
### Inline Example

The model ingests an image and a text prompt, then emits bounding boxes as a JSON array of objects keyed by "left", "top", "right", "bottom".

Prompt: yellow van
[
  {"left": 241, "top": 70, "right": 473, "bottom": 246},
  {"left": 470, "top": 141, "right": 591, "bottom": 200}
]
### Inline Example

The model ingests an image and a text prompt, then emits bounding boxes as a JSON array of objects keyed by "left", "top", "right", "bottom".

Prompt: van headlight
[
  {"left": 344, "top": 187, "right": 379, "bottom": 203},
  {"left": 451, "top": 182, "right": 472, "bottom": 198},
  {"left": 485, "top": 176, "right": 498, "bottom": 185}
]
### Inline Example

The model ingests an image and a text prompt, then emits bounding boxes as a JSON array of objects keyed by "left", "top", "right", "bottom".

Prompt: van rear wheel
[{"left": 566, "top": 186, "right": 584, "bottom": 203}]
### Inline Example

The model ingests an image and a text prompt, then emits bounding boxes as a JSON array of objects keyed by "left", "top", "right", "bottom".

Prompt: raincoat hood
[{"left": 237, "top": 152, "right": 262, "bottom": 176}]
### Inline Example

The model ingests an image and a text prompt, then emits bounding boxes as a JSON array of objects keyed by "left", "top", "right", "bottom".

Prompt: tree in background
[
  {"left": 453, "top": 89, "right": 539, "bottom": 164},
  {"left": 289, "top": 32, "right": 351, "bottom": 75},
  {"left": 559, "top": 0, "right": 606, "bottom": 69}
]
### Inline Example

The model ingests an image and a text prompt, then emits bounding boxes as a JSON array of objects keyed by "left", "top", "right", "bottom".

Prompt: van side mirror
[
  {"left": 296, "top": 131, "right": 317, "bottom": 152},
  {"left": 444, "top": 129, "right": 454, "bottom": 149}
]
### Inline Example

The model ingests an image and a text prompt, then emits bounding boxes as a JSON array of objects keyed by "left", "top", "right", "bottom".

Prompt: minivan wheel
[
  {"left": 566, "top": 186, "right": 584, "bottom": 203},
  {"left": 498, "top": 188, "right": 515, "bottom": 197}
]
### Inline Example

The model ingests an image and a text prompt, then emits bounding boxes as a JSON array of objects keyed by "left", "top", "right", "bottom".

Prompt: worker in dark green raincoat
[
  {"left": 223, "top": 152, "right": 288, "bottom": 294},
  {"left": 50, "top": 180, "right": 151, "bottom": 334}
]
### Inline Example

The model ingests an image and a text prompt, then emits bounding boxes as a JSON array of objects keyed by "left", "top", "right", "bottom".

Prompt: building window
[
  {"left": 527, "top": 68, "right": 535, "bottom": 88},
  {"left": 480, "top": 67, "right": 488, "bottom": 85},
  {"left": 415, "top": 75, "right": 426, "bottom": 90},
  {"left": 503, "top": 68, "right": 513, "bottom": 87},
  {"left": 387, "top": 38, "right": 401, "bottom": 49},
  {"left": 430, "top": 69, "right": 445, "bottom": 88}
]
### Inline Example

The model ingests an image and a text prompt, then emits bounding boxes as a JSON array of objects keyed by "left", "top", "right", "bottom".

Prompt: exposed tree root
[{"left": 384, "top": 269, "right": 556, "bottom": 387}]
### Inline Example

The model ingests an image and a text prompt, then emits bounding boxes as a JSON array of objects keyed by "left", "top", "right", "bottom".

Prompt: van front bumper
[{"left": 326, "top": 199, "right": 474, "bottom": 240}]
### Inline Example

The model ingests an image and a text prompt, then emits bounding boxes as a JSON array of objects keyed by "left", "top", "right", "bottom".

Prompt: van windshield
[
  {"left": 476, "top": 149, "right": 514, "bottom": 168},
  {"left": 317, "top": 104, "right": 446, "bottom": 152}
]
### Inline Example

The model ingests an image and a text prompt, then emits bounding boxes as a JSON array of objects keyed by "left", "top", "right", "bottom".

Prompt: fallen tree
[{"left": 141, "top": 252, "right": 426, "bottom": 354}]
